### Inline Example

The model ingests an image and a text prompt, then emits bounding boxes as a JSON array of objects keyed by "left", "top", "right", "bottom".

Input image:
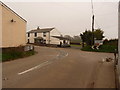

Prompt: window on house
[
  {"left": 28, "top": 33, "right": 30, "bottom": 37},
  {"left": 28, "top": 39, "right": 30, "bottom": 43},
  {"left": 43, "top": 40, "right": 46, "bottom": 44},
  {"left": 35, "top": 33, "right": 37, "bottom": 37},
  {"left": 34, "top": 39, "right": 37, "bottom": 43},
  {"left": 43, "top": 32, "right": 46, "bottom": 37}
]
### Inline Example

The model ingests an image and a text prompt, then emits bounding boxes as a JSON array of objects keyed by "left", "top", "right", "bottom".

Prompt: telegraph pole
[
  {"left": 92, "top": 14, "right": 95, "bottom": 45},
  {"left": 91, "top": 0, "right": 95, "bottom": 45}
]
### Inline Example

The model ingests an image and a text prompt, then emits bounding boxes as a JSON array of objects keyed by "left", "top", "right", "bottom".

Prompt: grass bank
[
  {"left": 81, "top": 45, "right": 118, "bottom": 53},
  {"left": 1, "top": 50, "right": 36, "bottom": 62},
  {"left": 70, "top": 44, "right": 81, "bottom": 47}
]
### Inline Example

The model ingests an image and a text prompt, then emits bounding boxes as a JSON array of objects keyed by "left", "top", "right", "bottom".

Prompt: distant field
[
  {"left": 70, "top": 44, "right": 81, "bottom": 47},
  {"left": 70, "top": 44, "right": 82, "bottom": 49}
]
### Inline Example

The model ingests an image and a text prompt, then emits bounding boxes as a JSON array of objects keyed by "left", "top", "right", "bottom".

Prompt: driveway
[{"left": 2, "top": 46, "right": 115, "bottom": 88}]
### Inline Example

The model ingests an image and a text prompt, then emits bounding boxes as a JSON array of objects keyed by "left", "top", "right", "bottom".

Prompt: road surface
[{"left": 2, "top": 46, "right": 115, "bottom": 88}]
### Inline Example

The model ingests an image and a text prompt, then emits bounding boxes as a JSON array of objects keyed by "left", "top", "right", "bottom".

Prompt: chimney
[{"left": 37, "top": 26, "right": 40, "bottom": 30}]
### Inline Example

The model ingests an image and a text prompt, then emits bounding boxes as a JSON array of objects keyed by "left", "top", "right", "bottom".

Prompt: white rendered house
[{"left": 27, "top": 27, "right": 70, "bottom": 46}]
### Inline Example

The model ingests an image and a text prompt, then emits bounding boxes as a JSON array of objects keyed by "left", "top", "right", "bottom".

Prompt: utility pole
[
  {"left": 91, "top": 0, "right": 95, "bottom": 46},
  {"left": 92, "top": 14, "right": 95, "bottom": 45}
]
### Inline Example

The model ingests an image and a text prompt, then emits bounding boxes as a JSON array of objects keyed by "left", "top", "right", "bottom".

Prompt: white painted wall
[
  {"left": 50, "top": 37, "right": 61, "bottom": 45},
  {"left": 50, "top": 28, "right": 61, "bottom": 36},
  {"left": 0, "top": 3, "right": 2, "bottom": 90},
  {"left": 0, "top": 4, "right": 2, "bottom": 48},
  {"left": 27, "top": 28, "right": 70, "bottom": 45},
  {"left": 118, "top": 1, "right": 120, "bottom": 87},
  {"left": 118, "top": 2, "right": 120, "bottom": 63},
  {"left": 50, "top": 28, "right": 62, "bottom": 45},
  {"left": 27, "top": 28, "right": 62, "bottom": 45},
  {"left": 46, "top": 32, "right": 50, "bottom": 44},
  {"left": 27, "top": 33, "right": 34, "bottom": 43},
  {"left": 118, "top": 2, "right": 120, "bottom": 60}
]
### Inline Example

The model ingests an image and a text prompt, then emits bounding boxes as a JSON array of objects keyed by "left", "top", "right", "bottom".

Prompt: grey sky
[{"left": 4, "top": 1, "right": 118, "bottom": 39}]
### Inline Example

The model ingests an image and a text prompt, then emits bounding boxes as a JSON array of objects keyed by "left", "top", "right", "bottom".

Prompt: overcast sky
[{"left": 3, "top": 1, "right": 119, "bottom": 39}]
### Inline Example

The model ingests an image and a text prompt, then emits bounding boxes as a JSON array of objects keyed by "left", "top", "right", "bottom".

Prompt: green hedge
[
  {"left": 81, "top": 45, "right": 118, "bottom": 53},
  {"left": 1, "top": 50, "right": 35, "bottom": 62}
]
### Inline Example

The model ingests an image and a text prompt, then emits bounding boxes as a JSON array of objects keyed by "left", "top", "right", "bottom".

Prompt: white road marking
[
  {"left": 18, "top": 61, "right": 50, "bottom": 75},
  {"left": 65, "top": 53, "right": 68, "bottom": 57},
  {"left": 57, "top": 53, "right": 60, "bottom": 57},
  {"left": 102, "top": 59, "right": 105, "bottom": 62},
  {"left": 18, "top": 50, "right": 69, "bottom": 75}
]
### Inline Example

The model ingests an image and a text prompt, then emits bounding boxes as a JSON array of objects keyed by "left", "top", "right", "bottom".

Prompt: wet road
[{"left": 2, "top": 46, "right": 115, "bottom": 88}]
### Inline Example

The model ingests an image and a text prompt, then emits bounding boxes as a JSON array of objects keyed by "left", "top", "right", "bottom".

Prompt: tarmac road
[{"left": 2, "top": 46, "right": 115, "bottom": 88}]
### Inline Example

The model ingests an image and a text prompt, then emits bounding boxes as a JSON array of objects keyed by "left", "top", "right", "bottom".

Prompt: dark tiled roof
[
  {"left": 0, "top": 1, "right": 27, "bottom": 22},
  {"left": 27, "top": 28, "right": 55, "bottom": 33},
  {"left": 52, "top": 36, "right": 70, "bottom": 40}
]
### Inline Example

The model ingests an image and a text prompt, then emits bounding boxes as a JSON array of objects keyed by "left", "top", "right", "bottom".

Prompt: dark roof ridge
[
  {"left": 39, "top": 27, "right": 55, "bottom": 30},
  {"left": 33, "top": 27, "right": 54, "bottom": 30},
  {"left": 52, "top": 36, "right": 70, "bottom": 40},
  {"left": 27, "top": 27, "right": 55, "bottom": 33}
]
